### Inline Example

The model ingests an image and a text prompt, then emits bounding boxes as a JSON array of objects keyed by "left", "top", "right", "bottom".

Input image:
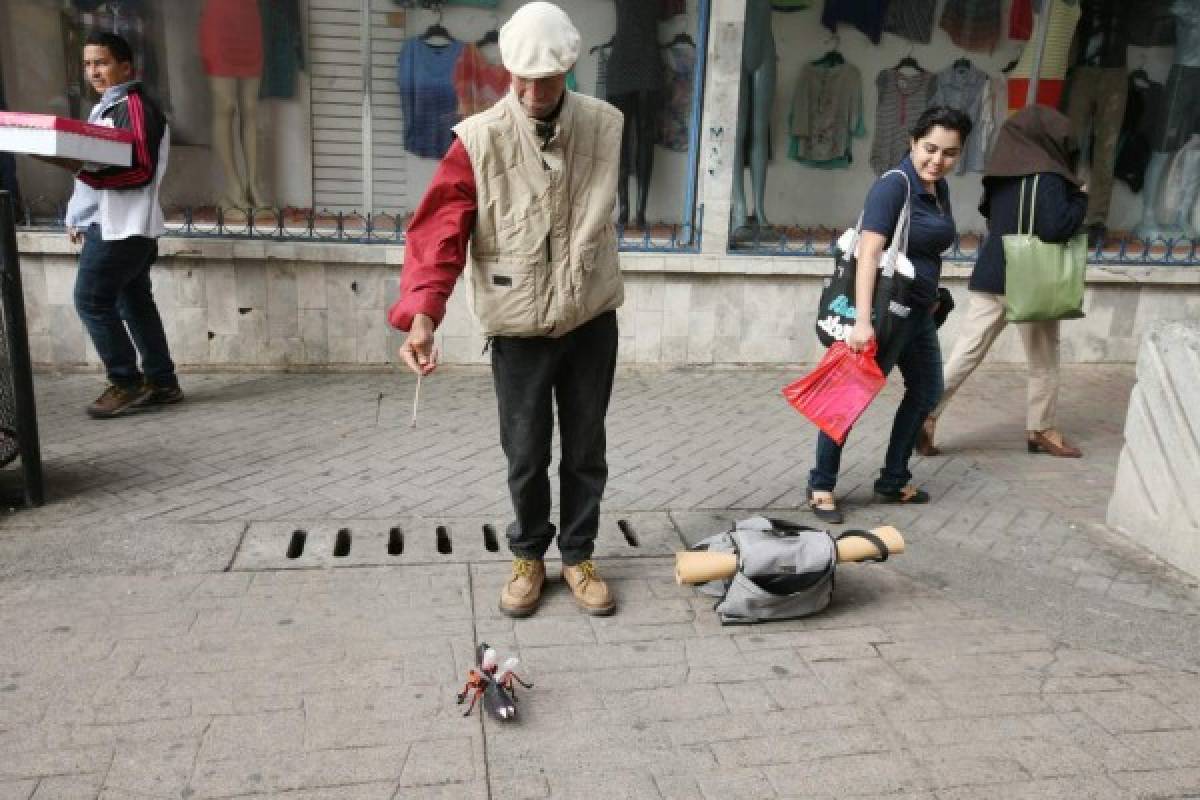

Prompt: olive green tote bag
[{"left": 1002, "top": 175, "right": 1087, "bottom": 322}]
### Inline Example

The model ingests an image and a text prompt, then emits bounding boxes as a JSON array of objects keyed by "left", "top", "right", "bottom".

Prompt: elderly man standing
[{"left": 387, "top": 2, "right": 625, "bottom": 617}]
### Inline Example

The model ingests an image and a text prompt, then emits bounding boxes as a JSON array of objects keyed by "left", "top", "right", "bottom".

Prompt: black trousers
[{"left": 491, "top": 311, "right": 618, "bottom": 565}]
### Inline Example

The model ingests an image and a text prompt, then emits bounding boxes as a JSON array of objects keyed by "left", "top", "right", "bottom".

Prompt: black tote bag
[{"left": 815, "top": 169, "right": 917, "bottom": 361}]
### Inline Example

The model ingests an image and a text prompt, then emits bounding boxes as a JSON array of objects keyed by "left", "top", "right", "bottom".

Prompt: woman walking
[
  {"left": 807, "top": 106, "right": 972, "bottom": 524},
  {"left": 919, "top": 106, "right": 1087, "bottom": 459}
]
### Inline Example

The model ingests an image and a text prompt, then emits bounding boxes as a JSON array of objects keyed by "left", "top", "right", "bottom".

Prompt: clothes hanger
[
  {"left": 894, "top": 46, "right": 925, "bottom": 73},
  {"left": 590, "top": 35, "right": 615, "bottom": 55},
  {"left": 421, "top": 8, "right": 453, "bottom": 46},
  {"left": 812, "top": 33, "right": 843, "bottom": 66},
  {"left": 1128, "top": 54, "right": 1152, "bottom": 86},
  {"left": 475, "top": 11, "right": 499, "bottom": 48},
  {"left": 660, "top": 32, "right": 696, "bottom": 48}
]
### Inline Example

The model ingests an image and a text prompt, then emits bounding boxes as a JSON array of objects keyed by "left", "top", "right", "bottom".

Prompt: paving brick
[
  {"left": 188, "top": 745, "right": 414, "bottom": 796},
  {"left": 933, "top": 775, "right": 1128, "bottom": 800},
  {"left": 764, "top": 752, "right": 925, "bottom": 796},
  {"left": 691, "top": 767, "right": 777, "bottom": 799},
  {"left": 712, "top": 726, "right": 889, "bottom": 768},
  {"left": 103, "top": 738, "right": 198, "bottom": 798},
  {"left": 907, "top": 742, "right": 1030, "bottom": 788},
  {"left": 544, "top": 770, "right": 662, "bottom": 800},
  {"left": 27, "top": 776, "right": 102, "bottom": 800},
  {"left": 1047, "top": 689, "right": 1192, "bottom": 734}
]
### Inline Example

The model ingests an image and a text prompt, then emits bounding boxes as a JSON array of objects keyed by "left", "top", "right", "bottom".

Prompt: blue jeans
[
  {"left": 808, "top": 308, "right": 944, "bottom": 494},
  {"left": 74, "top": 225, "right": 177, "bottom": 389},
  {"left": 491, "top": 311, "right": 618, "bottom": 565}
]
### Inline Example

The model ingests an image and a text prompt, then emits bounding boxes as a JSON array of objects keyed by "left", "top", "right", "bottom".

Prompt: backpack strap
[
  {"left": 835, "top": 529, "right": 890, "bottom": 562},
  {"left": 765, "top": 517, "right": 820, "bottom": 534}
]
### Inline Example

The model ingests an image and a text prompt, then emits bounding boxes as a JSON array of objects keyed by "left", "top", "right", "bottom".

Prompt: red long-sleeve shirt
[{"left": 386, "top": 138, "right": 477, "bottom": 332}]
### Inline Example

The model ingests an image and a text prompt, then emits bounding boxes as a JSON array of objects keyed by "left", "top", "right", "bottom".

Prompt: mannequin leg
[
  {"left": 1136, "top": 152, "right": 1178, "bottom": 238},
  {"left": 209, "top": 77, "right": 247, "bottom": 209},
  {"left": 608, "top": 92, "right": 636, "bottom": 226},
  {"left": 1064, "top": 71, "right": 1097, "bottom": 212},
  {"left": 1086, "top": 70, "right": 1127, "bottom": 232},
  {"left": 633, "top": 90, "right": 659, "bottom": 229},
  {"left": 748, "top": 56, "right": 776, "bottom": 229},
  {"left": 731, "top": 71, "right": 752, "bottom": 233},
  {"left": 238, "top": 77, "right": 266, "bottom": 207},
  {"left": 1171, "top": 141, "right": 1200, "bottom": 236}
]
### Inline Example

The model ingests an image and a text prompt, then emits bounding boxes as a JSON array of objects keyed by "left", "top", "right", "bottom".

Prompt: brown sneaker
[
  {"left": 499, "top": 558, "right": 545, "bottom": 618},
  {"left": 561, "top": 560, "right": 616, "bottom": 616},
  {"left": 86, "top": 384, "right": 151, "bottom": 419}
]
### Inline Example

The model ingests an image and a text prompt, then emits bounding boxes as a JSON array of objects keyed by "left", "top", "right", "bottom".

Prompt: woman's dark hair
[
  {"left": 909, "top": 106, "right": 973, "bottom": 143},
  {"left": 84, "top": 31, "right": 134, "bottom": 65}
]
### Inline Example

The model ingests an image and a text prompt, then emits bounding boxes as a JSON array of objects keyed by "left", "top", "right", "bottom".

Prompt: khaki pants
[
  {"left": 930, "top": 291, "right": 1060, "bottom": 432},
  {"left": 1065, "top": 66, "right": 1128, "bottom": 226}
]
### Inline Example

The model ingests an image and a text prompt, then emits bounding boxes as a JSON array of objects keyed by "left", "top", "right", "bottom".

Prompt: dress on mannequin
[
  {"left": 200, "top": 0, "right": 267, "bottom": 209},
  {"left": 1064, "top": 0, "right": 1130, "bottom": 235},
  {"left": 1007, "top": 0, "right": 1081, "bottom": 113},
  {"left": 732, "top": 0, "right": 776, "bottom": 235},
  {"left": 606, "top": 0, "right": 663, "bottom": 229},
  {"left": 1137, "top": 0, "right": 1200, "bottom": 238}
]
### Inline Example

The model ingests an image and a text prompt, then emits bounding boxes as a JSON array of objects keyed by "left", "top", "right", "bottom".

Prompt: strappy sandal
[
  {"left": 874, "top": 485, "right": 931, "bottom": 504},
  {"left": 806, "top": 487, "right": 844, "bottom": 524}
]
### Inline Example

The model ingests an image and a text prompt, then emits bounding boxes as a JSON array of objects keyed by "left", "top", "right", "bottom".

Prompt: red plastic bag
[{"left": 783, "top": 341, "right": 886, "bottom": 446}]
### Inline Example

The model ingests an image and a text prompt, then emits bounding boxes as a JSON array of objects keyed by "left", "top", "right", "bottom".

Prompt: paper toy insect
[{"left": 456, "top": 642, "right": 533, "bottom": 720}]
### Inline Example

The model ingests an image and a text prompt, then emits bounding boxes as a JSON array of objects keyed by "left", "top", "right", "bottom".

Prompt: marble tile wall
[{"left": 13, "top": 238, "right": 1200, "bottom": 370}]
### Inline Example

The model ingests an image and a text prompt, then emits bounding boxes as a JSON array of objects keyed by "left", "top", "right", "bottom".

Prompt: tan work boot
[
  {"left": 561, "top": 560, "right": 616, "bottom": 616},
  {"left": 499, "top": 558, "right": 545, "bottom": 618}
]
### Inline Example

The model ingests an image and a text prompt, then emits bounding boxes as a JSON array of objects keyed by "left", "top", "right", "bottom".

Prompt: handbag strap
[
  {"left": 1017, "top": 174, "right": 1040, "bottom": 237},
  {"left": 879, "top": 168, "right": 912, "bottom": 278},
  {"left": 849, "top": 169, "right": 913, "bottom": 278}
]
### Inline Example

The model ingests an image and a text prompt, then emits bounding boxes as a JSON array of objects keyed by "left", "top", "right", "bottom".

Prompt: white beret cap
[{"left": 499, "top": 2, "right": 581, "bottom": 79}]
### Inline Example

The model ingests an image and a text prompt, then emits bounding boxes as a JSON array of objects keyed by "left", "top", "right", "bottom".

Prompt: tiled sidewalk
[{"left": 1, "top": 365, "right": 1199, "bottom": 798}]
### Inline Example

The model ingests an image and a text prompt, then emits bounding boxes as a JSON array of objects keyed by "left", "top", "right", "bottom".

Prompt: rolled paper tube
[{"left": 674, "top": 526, "right": 906, "bottom": 585}]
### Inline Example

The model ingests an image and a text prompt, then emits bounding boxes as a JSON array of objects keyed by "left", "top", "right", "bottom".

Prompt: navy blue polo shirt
[{"left": 860, "top": 154, "right": 956, "bottom": 308}]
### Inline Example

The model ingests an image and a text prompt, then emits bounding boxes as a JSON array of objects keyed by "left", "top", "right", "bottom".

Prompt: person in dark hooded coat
[{"left": 919, "top": 105, "right": 1088, "bottom": 459}]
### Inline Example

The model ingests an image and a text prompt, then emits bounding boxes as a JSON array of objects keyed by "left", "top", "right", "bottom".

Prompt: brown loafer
[
  {"left": 1027, "top": 429, "right": 1082, "bottom": 458},
  {"left": 561, "top": 560, "right": 616, "bottom": 616},
  {"left": 499, "top": 558, "right": 545, "bottom": 618},
  {"left": 915, "top": 418, "right": 940, "bottom": 457}
]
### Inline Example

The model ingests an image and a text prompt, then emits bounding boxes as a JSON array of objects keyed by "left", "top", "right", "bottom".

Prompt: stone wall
[
  {"left": 1108, "top": 321, "right": 1200, "bottom": 580},
  {"left": 16, "top": 232, "right": 1200, "bottom": 370}
]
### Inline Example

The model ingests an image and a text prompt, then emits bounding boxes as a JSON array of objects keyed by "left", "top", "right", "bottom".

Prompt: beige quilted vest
[{"left": 453, "top": 90, "right": 624, "bottom": 337}]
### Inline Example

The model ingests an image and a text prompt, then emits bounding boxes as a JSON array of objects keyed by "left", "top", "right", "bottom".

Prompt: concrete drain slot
[
  {"left": 617, "top": 519, "right": 639, "bottom": 547},
  {"left": 286, "top": 530, "right": 307, "bottom": 559},
  {"left": 388, "top": 527, "right": 404, "bottom": 556},
  {"left": 333, "top": 528, "right": 352, "bottom": 558},
  {"left": 436, "top": 525, "right": 453, "bottom": 554},
  {"left": 482, "top": 524, "right": 500, "bottom": 553}
]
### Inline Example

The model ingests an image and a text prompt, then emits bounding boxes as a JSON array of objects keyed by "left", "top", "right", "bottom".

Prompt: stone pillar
[
  {"left": 696, "top": 0, "right": 747, "bottom": 255},
  {"left": 1107, "top": 321, "right": 1200, "bottom": 579}
]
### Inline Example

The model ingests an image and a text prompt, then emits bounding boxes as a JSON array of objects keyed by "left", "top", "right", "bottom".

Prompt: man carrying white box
[{"left": 33, "top": 31, "right": 182, "bottom": 418}]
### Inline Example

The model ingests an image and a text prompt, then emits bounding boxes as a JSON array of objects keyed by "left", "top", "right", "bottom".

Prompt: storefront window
[
  {"left": 728, "top": 0, "right": 1200, "bottom": 263},
  {"left": 1, "top": 0, "right": 706, "bottom": 248}
]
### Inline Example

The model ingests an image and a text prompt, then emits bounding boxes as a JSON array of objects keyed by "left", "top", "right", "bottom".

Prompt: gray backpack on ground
[{"left": 692, "top": 516, "right": 889, "bottom": 625}]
